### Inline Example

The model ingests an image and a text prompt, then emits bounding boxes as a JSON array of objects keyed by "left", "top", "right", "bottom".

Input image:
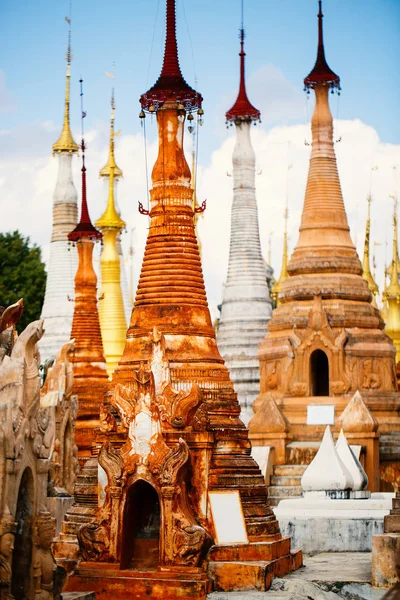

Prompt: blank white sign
[
  {"left": 209, "top": 490, "right": 248, "bottom": 545},
  {"left": 307, "top": 404, "right": 335, "bottom": 425}
]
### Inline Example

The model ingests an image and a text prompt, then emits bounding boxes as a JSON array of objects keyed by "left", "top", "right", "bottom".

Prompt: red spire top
[
  {"left": 68, "top": 140, "right": 102, "bottom": 242},
  {"left": 140, "top": 0, "right": 202, "bottom": 111},
  {"left": 304, "top": 0, "right": 340, "bottom": 91},
  {"left": 69, "top": 80, "right": 102, "bottom": 242},
  {"left": 226, "top": 29, "right": 260, "bottom": 122}
]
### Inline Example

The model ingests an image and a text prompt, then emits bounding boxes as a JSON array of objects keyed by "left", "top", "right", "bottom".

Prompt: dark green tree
[{"left": 0, "top": 231, "right": 47, "bottom": 332}]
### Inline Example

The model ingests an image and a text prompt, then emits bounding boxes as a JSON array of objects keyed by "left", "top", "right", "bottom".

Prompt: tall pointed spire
[
  {"left": 68, "top": 82, "right": 107, "bottom": 460},
  {"left": 113, "top": 0, "right": 281, "bottom": 542},
  {"left": 226, "top": 29, "right": 260, "bottom": 122},
  {"left": 253, "top": 1, "right": 400, "bottom": 481},
  {"left": 68, "top": 139, "right": 102, "bottom": 242},
  {"left": 140, "top": 0, "right": 202, "bottom": 110},
  {"left": 99, "top": 89, "right": 123, "bottom": 178},
  {"left": 216, "top": 6, "right": 271, "bottom": 424},
  {"left": 383, "top": 199, "right": 400, "bottom": 362},
  {"left": 52, "top": 21, "right": 79, "bottom": 154},
  {"left": 39, "top": 19, "right": 79, "bottom": 362},
  {"left": 95, "top": 162, "right": 127, "bottom": 376},
  {"left": 362, "top": 196, "right": 379, "bottom": 305},
  {"left": 272, "top": 210, "right": 289, "bottom": 306},
  {"left": 304, "top": 0, "right": 340, "bottom": 91},
  {"left": 287, "top": 0, "right": 362, "bottom": 286}
]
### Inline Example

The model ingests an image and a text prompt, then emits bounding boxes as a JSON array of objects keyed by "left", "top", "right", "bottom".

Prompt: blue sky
[
  {"left": 1, "top": 1, "right": 400, "bottom": 317},
  {"left": 1, "top": 0, "right": 400, "bottom": 152}
]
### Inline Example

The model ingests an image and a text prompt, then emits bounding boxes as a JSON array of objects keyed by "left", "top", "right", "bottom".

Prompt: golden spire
[
  {"left": 52, "top": 21, "right": 79, "bottom": 154},
  {"left": 272, "top": 207, "right": 289, "bottom": 306},
  {"left": 362, "top": 195, "right": 379, "bottom": 305},
  {"left": 99, "top": 90, "right": 123, "bottom": 178},
  {"left": 383, "top": 197, "right": 400, "bottom": 362},
  {"left": 95, "top": 163, "right": 127, "bottom": 376},
  {"left": 95, "top": 165, "right": 125, "bottom": 229}
]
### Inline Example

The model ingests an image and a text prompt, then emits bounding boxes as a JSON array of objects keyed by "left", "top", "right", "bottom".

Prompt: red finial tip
[
  {"left": 226, "top": 28, "right": 260, "bottom": 122},
  {"left": 140, "top": 0, "right": 202, "bottom": 111},
  {"left": 304, "top": 0, "right": 340, "bottom": 91},
  {"left": 68, "top": 139, "right": 102, "bottom": 242}
]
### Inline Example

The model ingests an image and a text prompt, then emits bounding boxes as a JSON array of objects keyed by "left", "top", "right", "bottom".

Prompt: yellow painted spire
[
  {"left": 95, "top": 93, "right": 127, "bottom": 376},
  {"left": 362, "top": 195, "right": 379, "bottom": 306},
  {"left": 95, "top": 165, "right": 125, "bottom": 229},
  {"left": 95, "top": 163, "right": 127, "bottom": 377},
  {"left": 272, "top": 208, "right": 289, "bottom": 306},
  {"left": 383, "top": 198, "right": 400, "bottom": 362},
  {"left": 52, "top": 24, "right": 79, "bottom": 154},
  {"left": 99, "top": 90, "right": 123, "bottom": 178}
]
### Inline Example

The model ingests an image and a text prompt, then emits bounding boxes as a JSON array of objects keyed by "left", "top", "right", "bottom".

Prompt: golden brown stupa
[
  {"left": 63, "top": 2, "right": 301, "bottom": 598},
  {"left": 68, "top": 138, "right": 108, "bottom": 462},
  {"left": 251, "top": 0, "right": 400, "bottom": 492}
]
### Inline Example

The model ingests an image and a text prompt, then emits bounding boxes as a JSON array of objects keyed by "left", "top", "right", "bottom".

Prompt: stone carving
[
  {"left": 0, "top": 317, "right": 58, "bottom": 597},
  {"left": 78, "top": 361, "right": 211, "bottom": 569},
  {"left": 41, "top": 340, "right": 78, "bottom": 495},
  {"left": 361, "top": 359, "right": 381, "bottom": 390},
  {"left": 0, "top": 510, "right": 17, "bottom": 600},
  {"left": 33, "top": 512, "right": 66, "bottom": 599}
]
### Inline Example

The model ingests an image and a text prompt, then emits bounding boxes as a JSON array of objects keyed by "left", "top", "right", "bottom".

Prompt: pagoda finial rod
[
  {"left": 52, "top": 14, "right": 79, "bottom": 154},
  {"left": 304, "top": 0, "right": 340, "bottom": 91},
  {"left": 362, "top": 195, "right": 379, "bottom": 302},
  {"left": 161, "top": 0, "right": 180, "bottom": 78},
  {"left": 225, "top": 0, "right": 260, "bottom": 123},
  {"left": 68, "top": 79, "right": 102, "bottom": 242}
]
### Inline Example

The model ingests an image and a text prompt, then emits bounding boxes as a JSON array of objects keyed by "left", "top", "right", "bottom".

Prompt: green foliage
[{"left": 0, "top": 231, "right": 47, "bottom": 332}]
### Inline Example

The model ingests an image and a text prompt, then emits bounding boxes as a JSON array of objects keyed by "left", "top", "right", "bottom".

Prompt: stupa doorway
[
  {"left": 310, "top": 349, "right": 329, "bottom": 396},
  {"left": 11, "top": 466, "right": 35, "bottom": 600},
  {"left": 120, "top": 479, "right": 160, "bottom": 571}
]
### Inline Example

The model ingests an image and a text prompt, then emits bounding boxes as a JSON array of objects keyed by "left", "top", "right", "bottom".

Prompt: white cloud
[{"left": 1, "top": 117, "right": 399, "bottom": 324}]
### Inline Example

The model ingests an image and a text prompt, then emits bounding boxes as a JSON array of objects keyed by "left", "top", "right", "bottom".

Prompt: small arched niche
[
  {"left": 310, "top": 349, "right": 329, "bottom": 396},
  {"left": 12, "top": 467, "right": 35, "bottom": 600},
  {"left": 120, "top": 480, "right": 160, "bottom": 571}
]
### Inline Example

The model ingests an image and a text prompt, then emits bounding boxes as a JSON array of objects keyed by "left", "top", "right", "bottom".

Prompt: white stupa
[{"left": 216, "top": 26, "right": 272, "bottom": 424}]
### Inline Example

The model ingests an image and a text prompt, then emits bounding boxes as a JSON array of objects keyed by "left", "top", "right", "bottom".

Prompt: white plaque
[
  {"left": 307, "top": 404, "right": 335, "bottom": 425},
  {"left": 209, "top": 490, "right": 248, "bottom": 545}
]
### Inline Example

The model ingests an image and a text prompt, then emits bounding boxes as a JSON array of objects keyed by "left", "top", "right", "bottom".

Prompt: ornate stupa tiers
[
  {"left": 383, "top": 202, "right": 400, "bottom": 363},
  {"left": 251, "top": 0, "right": 400, "bottom": 492},
  {"left": 95, "top": 147, "right": 127, "bottom": 376},
  {"left": 62, "top": 1, "right": 300, "bottom": 595},
  {"left": 362, "top": 196, "right": 379, "bottom": 306},
  {"left": 216, "top": 25, "right": 272, "bottom": 424},
  {"left": 68, "top": 135, "right": 108, "bottom": 461},
  {"left": 40, "top": 26, "right": 79, "bottom": 362}
]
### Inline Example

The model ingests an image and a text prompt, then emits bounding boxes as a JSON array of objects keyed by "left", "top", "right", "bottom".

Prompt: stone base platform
[
  {"left": 207, "top": 539, "right": 302, "bottom": 592},
  {"left": 275, "top": 494, "right": 393, "bottom": 554},
  {"left": 66, "top": 563, "right": 211, "bottom": 600},
  {"left": 65, "top": 539, "right": 302, "bottom": 598},
  {"left": 372, "top": 533, "right": 400, "bottom": 588}
]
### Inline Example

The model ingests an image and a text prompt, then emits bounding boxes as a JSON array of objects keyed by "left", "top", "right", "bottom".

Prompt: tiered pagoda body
[
  {"left": 96, "top": 93, "right": 128, "bottom": 377},
  {"left": 68, "top": 139, "right": 108, "bottom": 462},
  {"left": 250, "top": 1, "right": 400, "bottom": 492},
  {"left": 216, "top": 29, "right": 272, "bottom": 425},
  {"left": 40, "top": 34, "right": 78, "bottom": 363},
  {"left": 61, "top": 1, "right": 301, "bottom": 597}
]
